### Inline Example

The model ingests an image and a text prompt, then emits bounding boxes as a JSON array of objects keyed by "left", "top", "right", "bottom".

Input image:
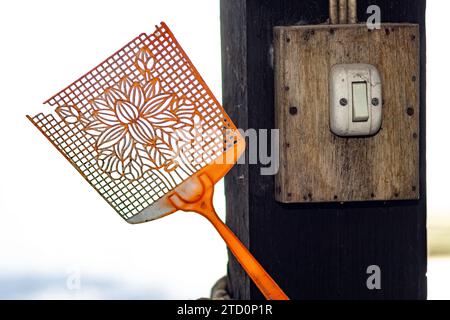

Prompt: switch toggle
[
  {"left": 352, "top": 82, "right": 369, "bottom": 122},
  {"left": 330, "top": 64, "right": 382, "bottom": 137}
]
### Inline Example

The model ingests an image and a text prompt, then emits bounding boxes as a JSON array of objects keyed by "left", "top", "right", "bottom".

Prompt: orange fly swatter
[{"left": 28, "top": 22, "right": 288, "bottom": 300}]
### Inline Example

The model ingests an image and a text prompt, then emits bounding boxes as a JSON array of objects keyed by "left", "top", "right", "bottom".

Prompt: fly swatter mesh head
[{"left": 29, "top": 23, "right": 239, "bottom": 220}]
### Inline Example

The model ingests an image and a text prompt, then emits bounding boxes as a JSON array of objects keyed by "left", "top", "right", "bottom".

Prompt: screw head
[
  {"left": 289, "top": 106, "right": 298, "bottom": 115},
  {"left": 339, "top": 98, "right": 348, "bottom": 106},
  {"left": 372, "top": 98, "right": 380, "bottom": 106}
]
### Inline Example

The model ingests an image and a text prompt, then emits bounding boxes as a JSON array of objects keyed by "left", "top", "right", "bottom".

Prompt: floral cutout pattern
[{"left": 56, "top": 47, "right": 200, "bottom": 180}]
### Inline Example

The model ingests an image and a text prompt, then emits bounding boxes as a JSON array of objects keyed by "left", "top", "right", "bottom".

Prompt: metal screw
[
  {"left": 372, "top": 98, "right": 380, "bottom": 106},
  {"left": 339, "top": 98, "right": 348, "bottom": 106},
  {"left": 289, "top": 106, "right": 298, "bottom": 115}
]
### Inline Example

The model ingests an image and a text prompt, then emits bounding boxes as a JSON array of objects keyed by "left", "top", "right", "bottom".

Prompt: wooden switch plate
[{"left": 274, "top": 24, "right": 420, "bottom": 203}]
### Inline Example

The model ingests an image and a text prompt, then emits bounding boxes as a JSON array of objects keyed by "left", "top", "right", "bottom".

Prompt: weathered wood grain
[{"left": 275, "top": 24, "right": 420, "bottom": 203}]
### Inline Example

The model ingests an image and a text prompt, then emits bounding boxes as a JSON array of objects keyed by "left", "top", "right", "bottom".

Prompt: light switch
[
  {"left": 352, "top": 82, "right": 369, "bottom": 122},
  {"left": 330, "top": 64, "right": 382, "bottom": 137},
  {"left": 274, "top": 24, "right": 420, "bottom": 203}
]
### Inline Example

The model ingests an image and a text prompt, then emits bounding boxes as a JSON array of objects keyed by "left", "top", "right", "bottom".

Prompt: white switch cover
[{"left": 330, "top": 64, "right": 382, "bottom": 137}]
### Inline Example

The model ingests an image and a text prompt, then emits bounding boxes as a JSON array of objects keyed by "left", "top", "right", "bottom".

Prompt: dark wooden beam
[
  {"left": 221, "top": 0, "right": 427, "bottom": 299},
  {"left": 220, "top": 0, "right": 251, "bottom": 300}
]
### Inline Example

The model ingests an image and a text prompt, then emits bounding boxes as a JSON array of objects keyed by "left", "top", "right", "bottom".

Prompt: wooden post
[{"left": 221, "top": 0, "right": 427, "bottom": 300}]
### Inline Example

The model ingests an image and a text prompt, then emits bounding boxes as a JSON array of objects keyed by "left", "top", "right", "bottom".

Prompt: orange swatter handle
[
  {"left": 207, "top": 211, "right": 289, "bottom": 300},
  {"left": 169, "top": 174, "right": 289, "bottom": 300}
]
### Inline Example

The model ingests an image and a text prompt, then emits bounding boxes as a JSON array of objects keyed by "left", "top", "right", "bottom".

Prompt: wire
[
  {"left": 331, "top": 0, "right": 357, "bottom": 24},
  {"left": 348, "top": 0, "right": 358, "bottom": 24},
  {"left": 329, "top": 0, "right": 338, "bottom": 24},
  {"left": 339, "top": 0, "right": 348, "bottom": 24}
]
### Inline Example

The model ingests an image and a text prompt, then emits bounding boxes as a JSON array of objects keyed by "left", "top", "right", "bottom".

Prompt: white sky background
[
  {"left": 0, "top": 0, "right": 225, "bottom": 299},
  {"left": 426, "top": 0, "right": 450, "bottom": 300},
  {"left": 0, "top": 0, "right": 449, "bottom": 299},
  {"left": 427, "top": 1, "right": 450, "bottom": 219}
]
